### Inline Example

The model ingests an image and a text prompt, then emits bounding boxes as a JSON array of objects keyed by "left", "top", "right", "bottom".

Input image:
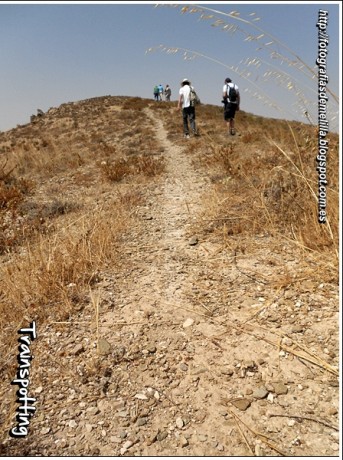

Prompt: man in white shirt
[
  {"left": 177, "top": 78, "right": 199, "bottom": 138},
  {"left": 222, "top": 77, "right": 240, "bottom": 135}
]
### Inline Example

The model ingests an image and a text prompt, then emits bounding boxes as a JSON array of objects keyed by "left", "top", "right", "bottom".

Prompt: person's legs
[
  {"left": 189, "top": 107, "right": 198, "bottom": 135},
  {"left": 182, "top": 108, "right": 190, "bottom": 136},
  {"left": 224, "top": 103, "right": 237, "bottom": 135}
]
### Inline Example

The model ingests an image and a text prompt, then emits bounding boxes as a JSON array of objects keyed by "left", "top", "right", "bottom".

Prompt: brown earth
[{"left": 0, "top": 97, "right": 339, "bottom": 456}]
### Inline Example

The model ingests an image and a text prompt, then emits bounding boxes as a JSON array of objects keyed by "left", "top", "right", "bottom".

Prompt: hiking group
[
  {"left": 153, "top": 76, "right": 240, "bottom": 138},
  {"left": 177, "top": 76, "right": 240, "bottom": 138},
  {"left": 153, "top": 84, "right": 172, "bottom": 102}
]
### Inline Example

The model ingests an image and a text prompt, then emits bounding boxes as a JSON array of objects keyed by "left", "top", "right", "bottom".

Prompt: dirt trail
[{"left": 2, "top": 107, "right": 339, "bottom": 457}]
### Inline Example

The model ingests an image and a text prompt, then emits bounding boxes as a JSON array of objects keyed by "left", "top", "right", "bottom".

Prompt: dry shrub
[
  {"left": 101, "top": 154, "right": 165, "bottom": 182},
  {"left": 101, "top": 157, "right": 132, "bottom": 182},
  {"left": 135, "top": 155, "right": 165, "bottom": 176}
]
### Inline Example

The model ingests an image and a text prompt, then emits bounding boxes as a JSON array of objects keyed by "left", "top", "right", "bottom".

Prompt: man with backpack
[
  {"left": 222, "top": 77, "right": 240, "bottom": 135},
  {"left": 177, "top": 78, "right": 199, "bottom": 138}
]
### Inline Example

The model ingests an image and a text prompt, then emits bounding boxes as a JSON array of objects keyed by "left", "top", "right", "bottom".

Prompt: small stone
[
  {"left": 87, "top": 406, "right": 100, "bottom": 416},
  {"left": 292, "top": 325, "right": 304, "bottom": 333},
  {"left": 217, "top": 443, "right": 225, "bottom": 452},
  {"left": 198, "top": 434, "right": 208, "bottom": 442},
  {"left": 86, "top": 424, "right": 93, "bottom": 432},
  {"left": 189, "top": 236, "right": 198, "bottom": 246},
  {"left": 120, "top": 440, "right": 133, "bottom": 455},
  {"left": 98, "top": 338, "right": 111, "bottom": 355},
  {"left": 180, "top": 436, "right": 189, "bottom": 447},
  {"left": 71, "top": 344, "right": 84, "bottom": 356},
  {"left": 220, "top": 367, "right": 234, "bottom": 376},
  {"left": 41, "top": 427, "right": 50, "bottom": 435},
  {"left": 176, "top": 417, "right": 184, "bottom": 429},
  {"left": 110, "top": 436, "right": 122, "bottom": 443},
  {"left": 134, "top": 393, "right": 148, "bottom": 400},
  {"left": 179, "top": 363, "right": 188, "bottom": 372},
  {"left": 271, "top": 382, "right": 288, "bottom": 395},
  {"left": 157, "top": 431, "right": 168, "bottom": 441},
  {"left": 136, "top": 417, "right": 148, "bottom": 427},
  {"left": 231, "top": 398, "right": 251, "bottom": 411},
  {"left": 288, "top": 420, "right": 296, "bottom": 427},
  {"left": 69, "top": 420, "right": 77, "bottom": 428},
  {"left": 253, "top": 387, "right": 268, "bottom": 399},
  {"left": 35, "top": 386, "right": 43, "bottom": 394},
  {"left": 328, "top": 407, "right": 338, "bottom": 415},
  {"left": 183, "top": 318, "right": 194, "bottom": 328}
]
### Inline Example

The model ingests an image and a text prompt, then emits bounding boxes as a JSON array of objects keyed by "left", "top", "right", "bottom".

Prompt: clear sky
[{"left": 0, "top": 1, "right": 340, "bottom": 132}]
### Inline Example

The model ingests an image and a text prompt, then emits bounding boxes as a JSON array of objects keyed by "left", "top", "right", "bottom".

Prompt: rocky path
[{"left": 2, "top": 107, "right": 339, "bottom": 457}]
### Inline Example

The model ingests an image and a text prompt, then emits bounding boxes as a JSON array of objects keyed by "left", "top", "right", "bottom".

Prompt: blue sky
[{"left": 0, "top": 1, "right": 340, "bottom": 132}]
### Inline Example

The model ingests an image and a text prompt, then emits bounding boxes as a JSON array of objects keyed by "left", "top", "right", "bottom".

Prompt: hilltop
[{"left": 0, "top": 96, "right": 339, "bottom": 456}]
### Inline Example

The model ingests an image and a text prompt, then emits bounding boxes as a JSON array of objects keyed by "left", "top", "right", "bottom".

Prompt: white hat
[{"left": 182, "top": 78, "right": 190, "bottom": 83}]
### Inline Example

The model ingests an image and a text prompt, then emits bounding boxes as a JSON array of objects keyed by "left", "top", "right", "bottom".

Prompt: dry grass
[
  {"left": 0, "top": 95, "right": 164, "bottom": 388},
  {"left": 156, "top": 102, "right": 338, "bottom": 262}
]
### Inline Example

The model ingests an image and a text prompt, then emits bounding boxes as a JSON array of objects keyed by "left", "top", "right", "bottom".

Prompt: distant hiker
[
  {"left": 153, "top": 85, "right": 159, "bottom": 101},
  {"left": 222, "top": 77, "right": 240, "bottom": 135},
  {"left": 177, "top": 78, "right": 199, "bottom": 138},
  {"left": 164, "top": 84, "right": 171, "bottom": 101},
  {"left": 158, "top": 84, "right": 164, "bottom": 101}
]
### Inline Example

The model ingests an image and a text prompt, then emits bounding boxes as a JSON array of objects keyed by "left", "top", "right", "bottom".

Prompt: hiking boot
[
  {"left": 184, "top": 134, "right": 190, "bottom": 139},
  {"left": 193, "top": 131, "right": 200, "bottom": 137},
  {"left": 230, "top": 128, "right": 236, "bottom": 135}
]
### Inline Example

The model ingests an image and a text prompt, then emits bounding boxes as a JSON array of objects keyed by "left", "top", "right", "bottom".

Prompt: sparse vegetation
[{"left": 0, "top": 95, "right": 339, "bottom": 456}]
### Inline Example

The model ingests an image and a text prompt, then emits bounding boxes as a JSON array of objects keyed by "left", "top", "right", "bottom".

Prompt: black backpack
[{"left": 226, "top": 83, "right": 238, "bottom": 103}]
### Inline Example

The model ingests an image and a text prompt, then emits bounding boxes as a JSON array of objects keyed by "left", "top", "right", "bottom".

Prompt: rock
[
  {"left": 176, "top": 417, "right": 184, "bottom": 429},
  {"left": 41, "top": 427, "right": 50, "bottom": 435},
  {"left": 292, "top": 325, "right": 304, "bottom": 333},
  {"left": 198, "top": 434, "right": 208, "bottom": 442},
  {"left": 183, "top": 318, "right": 194, "bottom": 328},
  {"left": 86, "top": 406, "right": 100, "bottom": 416},
  {"left": 253, "top": 386, "right": 268, "bottom": 399},
  {"left": 328, "top": 407, "right": 338, "bottom": 415},
  {"left": 179, "top": 363, "right": 188, "bottom": 372},
  {"left": 231, "top": 398, "right": 251, "bottom": 411},
  {"left": 220, "top": 367, "right": 234, "bottom": 376},
  {"left": 98, "top": 338, "right": 111, "bottom": 355},
  {"left": 189, "top": 236, "right": 198, "bottom": 246},
  {"left": 120, "top": 440, "right": 133, "bottom": 455},
  {"left": 134, "top": 393, "right": 148, "bottom": 400},
  {"left": 71, "top": 344, "right": 84, "bottom": 356},
  {"left": 180, "top": 436, "right": 189, "bottom": 447},
  {"left": 136, "top": 417, "right": 148, "bottom": 427},
  {"left": 271, "top": 382, "right": 288, "bottom": 395},
  {"left": 157, "top": 431, "right": 168, "bottom": 441}
]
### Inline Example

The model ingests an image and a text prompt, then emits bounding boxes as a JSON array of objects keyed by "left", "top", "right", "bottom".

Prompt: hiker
[
  {"left": 222, "top": 77, "right": 240, "bottom": 135},
  {"left": 153, "top": 85, "right": 159, "bottom": 101},
  {"left": 177, "top": 78, "right": 199, "bottom": 138},
  {"left": 164, "top": 84, "right": 171, "bottom": 101},
  {"left": 158, "top": 84, "right": 164, "bottom": 101}
]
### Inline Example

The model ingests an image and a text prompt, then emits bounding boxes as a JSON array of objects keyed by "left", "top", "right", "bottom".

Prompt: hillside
[{"left": 0, "top": 96, "right": 339, "bottom": 456}]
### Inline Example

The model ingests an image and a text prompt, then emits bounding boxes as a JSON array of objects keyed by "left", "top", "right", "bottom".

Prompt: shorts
[{"left": 224, "top": 102, "right": 238, "bottom": 120}]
